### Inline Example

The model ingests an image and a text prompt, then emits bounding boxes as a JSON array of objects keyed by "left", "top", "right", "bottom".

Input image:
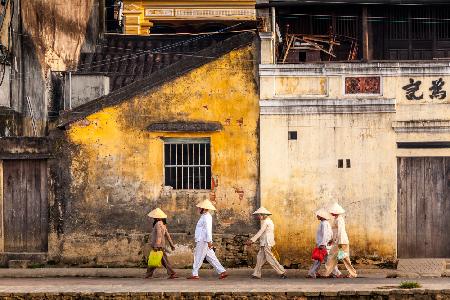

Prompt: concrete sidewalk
[{"left": 0, "top": 267, "right": 398, "bottom": 278}]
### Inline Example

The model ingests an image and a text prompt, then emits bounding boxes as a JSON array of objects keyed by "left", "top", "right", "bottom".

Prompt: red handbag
[{"left": 311, "top": 247, "right": 328, "bottom": 262}]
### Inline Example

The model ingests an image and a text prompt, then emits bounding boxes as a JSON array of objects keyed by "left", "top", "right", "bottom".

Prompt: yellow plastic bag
[{"left": 147, "top": 250, "right": 163, "bottom": 268}]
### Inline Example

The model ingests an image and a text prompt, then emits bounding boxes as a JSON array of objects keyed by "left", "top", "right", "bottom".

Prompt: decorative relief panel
[
  {"left": 145, "top": 9, "right": 175, "bottom": 17},
  {"left": 345, "top": 76, "right": 381, "bottom": 95},
  {"left": 144, "top": 8, "right": 256, "bottom": 19},
  {"left": 274, "top": 76, "right": 328, "bottom": 97}
]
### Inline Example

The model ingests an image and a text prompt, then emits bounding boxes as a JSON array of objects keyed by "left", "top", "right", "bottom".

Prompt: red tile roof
[
  {"left": 76, "top": 33, "right": 233, "bottom": 90},
  {"left": 57, "top": 32, "right": 255, "bottom": 128}
]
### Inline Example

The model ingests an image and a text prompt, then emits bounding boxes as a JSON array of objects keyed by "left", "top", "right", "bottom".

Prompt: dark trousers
[{"left": 147, "top": 251, "right": 175, "bottom": 276}]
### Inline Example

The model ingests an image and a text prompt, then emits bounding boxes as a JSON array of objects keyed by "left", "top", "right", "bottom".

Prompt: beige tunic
[{"left": 150, "top": 221, "right": 175, "bottom": 249}]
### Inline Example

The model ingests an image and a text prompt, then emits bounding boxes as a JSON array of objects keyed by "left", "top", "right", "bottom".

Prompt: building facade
[
  {"left": 257, "top": 0, "right": 450, "bottom": 265},
  {"left": 50, "top": 33, "right": 259, "bottom": 267}
]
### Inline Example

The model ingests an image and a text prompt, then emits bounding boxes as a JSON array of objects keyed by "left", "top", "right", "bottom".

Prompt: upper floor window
[
  {"left": 276, "top": 5, "right": 450, "bottom": 63},
  {"left": 164, "top": 138, "right": 211, "bottom": 190}
]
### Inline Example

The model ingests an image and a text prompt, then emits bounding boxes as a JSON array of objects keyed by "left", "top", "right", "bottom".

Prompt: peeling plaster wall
[
  {"left": 260, "top": 113, "right": 397, "bottom": 265},
  {"left": 18, "top": 0, "right": 100, "bottom": 136},
  {"left": 50, "top": 45, "right": 259, "bottom": 267},
  {"left": 0, "top": 1, "right": 11, "bottom": 46},
  {"left": 259, "top": 64, "right": 450, "bottom": 265}
]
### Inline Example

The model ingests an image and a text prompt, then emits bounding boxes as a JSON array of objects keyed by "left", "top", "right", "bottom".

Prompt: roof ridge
[{"left": 56, "top": 32, "right": 255, "bottom": 128}]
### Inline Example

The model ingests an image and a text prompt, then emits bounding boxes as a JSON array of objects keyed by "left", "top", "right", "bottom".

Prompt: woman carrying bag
[
  {"left": 307, "top": 208, "right": 342, "bottom": 278},
  {"left": 323, "top": 203, "right": 357, "bottom": 278},
  {"left": 146, "top": 208, "right": 178, "bottom": 279}
]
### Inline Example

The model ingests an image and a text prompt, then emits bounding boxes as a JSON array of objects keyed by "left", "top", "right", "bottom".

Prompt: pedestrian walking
[
  {"left": 146, "top": 208, "right": 178, "bottom": 279},
  {"left": 246, "top": 207, "right": 287, "bottom": 279},
  {"left": 306, "top": 208, "right": 342, "bottom": 278},
  {"left": 323, "top": 203, "right": 357, "bottom": 278},
  {"left": 187, "top": 200, "right": 228, "bottom": 280}
]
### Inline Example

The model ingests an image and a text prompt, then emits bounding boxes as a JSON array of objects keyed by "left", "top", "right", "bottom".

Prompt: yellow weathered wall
[
  {"left": 260, "top": 73, "right": 450, "bottom": 263},
  {"left": 53, "top": 45, "right": 259, "bottom": 266}
]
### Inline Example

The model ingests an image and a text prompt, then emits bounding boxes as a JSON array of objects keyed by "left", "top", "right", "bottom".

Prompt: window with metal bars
[{"left": 164, "top": 139, "right": 211, "bottom": 190}]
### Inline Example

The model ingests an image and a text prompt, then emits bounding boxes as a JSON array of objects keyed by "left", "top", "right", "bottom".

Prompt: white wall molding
[
  {"left": 392, "top": 120, "right": 450, "bottom": 133},
  {"left": 260, "top": 62, "right": 450, "bottom": 77},
  {"left": 260, "top": 98, "right": 395, "bottom": 115}
]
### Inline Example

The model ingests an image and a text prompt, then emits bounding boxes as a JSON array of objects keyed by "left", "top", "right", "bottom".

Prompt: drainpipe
[
  {"left": 271, "top": 6, "right": 276, "bottom": 64},
  {"left": 68, "top": 71, "right": 72, "bottom": 110}
]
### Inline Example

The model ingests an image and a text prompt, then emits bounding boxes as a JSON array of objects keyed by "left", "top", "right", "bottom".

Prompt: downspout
[
  {"left": 271, "top": 6, "right": 276, "bottom": 64},
  {"left": 68, "top": 71, "right": 72, "bottom": 110}
]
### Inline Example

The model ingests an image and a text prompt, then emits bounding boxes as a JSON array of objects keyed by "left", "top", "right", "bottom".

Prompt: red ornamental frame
[{"left": 345, "top": 76, "right": 381, "bottom": 94}]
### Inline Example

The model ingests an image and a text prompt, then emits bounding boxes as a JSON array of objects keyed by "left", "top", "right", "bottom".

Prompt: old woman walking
[
  {"left": 146, "top": 208, "right": 178, "bottom": 279},
  {"left": 246, "top": 207, "right": 287, "bottom": 279},
  {"left": 323, "top": 203, "right": 357, "bottom": 278},
  {"left": 187, "top": 200, "right": 228, "bottom": 280}
]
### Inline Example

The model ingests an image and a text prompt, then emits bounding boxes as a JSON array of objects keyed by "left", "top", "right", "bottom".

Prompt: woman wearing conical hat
[
  {"left": 146, "top": 208, "right": 178, "bottom": 279},
  {"left": 307, "top": 208, "right": 342, "bottom": 278},
  {"left": 246, "top": 207, "right": 287, "bottom": 279},
  {"left": 187, "top": 200, "right": 228, "bottom": 280},
  {"left": 322, "top": 202, "right": 357, "bottom": 278}
]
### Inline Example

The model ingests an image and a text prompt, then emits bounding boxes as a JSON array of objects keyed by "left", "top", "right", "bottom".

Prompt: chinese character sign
[
  {"left": 402, "top": 78, "right": 447, "bottom": 101},
  {"left": 429, "top": 78, "right": 446, "bottom": 100},
  {"left": 402, "top": 78, "right": 423, "bottom": 100}
]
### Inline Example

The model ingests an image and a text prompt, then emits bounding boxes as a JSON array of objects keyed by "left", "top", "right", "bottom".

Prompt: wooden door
[
  {"left": 397, "top": 157, "right": 450, "bottom": 258},
  {"left": 3, "top": 160, "right": 48, "bottom": 252}
]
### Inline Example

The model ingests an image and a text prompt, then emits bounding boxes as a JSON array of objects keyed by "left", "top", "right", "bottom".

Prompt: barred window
[{"left": 164, "top": 138, "right": 211, "bottom": 190}]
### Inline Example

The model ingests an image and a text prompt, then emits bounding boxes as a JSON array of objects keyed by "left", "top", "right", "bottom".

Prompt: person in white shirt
[
  {"left": 246, "top": 207, "right": 287, "bottom": 279},
  {"left": 323, "top": 202, "right": 357, "bottom": 278},
  {"left": 307, "top": 208, "right": 342, "bottom": 278},
  {"left": 187, "top": 199, "right": 228, "bottom": 280}
]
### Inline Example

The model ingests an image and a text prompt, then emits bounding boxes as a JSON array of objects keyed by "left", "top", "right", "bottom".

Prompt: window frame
[{"left": 163, "top": 137, "right": 212, "bottom": 191}]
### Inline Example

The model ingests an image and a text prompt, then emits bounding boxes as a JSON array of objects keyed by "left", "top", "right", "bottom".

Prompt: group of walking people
[{"left": 146, "top": 199, "right": 357, "bottom": 280}]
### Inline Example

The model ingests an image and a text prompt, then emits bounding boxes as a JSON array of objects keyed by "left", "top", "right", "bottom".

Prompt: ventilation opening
[{"left": 288, "top": 131, "right": 298, "bottom": 140}]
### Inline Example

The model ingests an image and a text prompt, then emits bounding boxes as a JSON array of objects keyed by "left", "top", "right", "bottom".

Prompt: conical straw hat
[
  {"left": 196, "top": 200, "right": 217, "bottom": 211},
  {"left": 315, "top": 208, "right": 332, "bottom": 220},
  {"left": 328, "top": 202, "right": 345, "bottom": 214},
  {"left": 253, "top": 207, "right": 272, "bottom": 215},
  {"left": 147, "top": 208, "right": 168, "bottom": 219}
]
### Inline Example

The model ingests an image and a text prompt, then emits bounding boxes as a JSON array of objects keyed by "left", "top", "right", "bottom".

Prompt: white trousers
[{"left": 192, "top": 241, "right": 226, "bottom": 276}]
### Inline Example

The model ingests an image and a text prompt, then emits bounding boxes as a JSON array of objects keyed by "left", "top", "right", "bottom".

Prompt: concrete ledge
[
  {"left": 259, "top": 61, "right": 450, "bottom": 76},
  {"left": 0, "top": 137, "right": 51, "bottom": 159},
  {"left": 260, "top": 98, "right": 396, "bottom": 115}
]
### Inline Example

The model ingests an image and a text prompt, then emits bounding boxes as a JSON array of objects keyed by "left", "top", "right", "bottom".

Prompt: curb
[{"left": 0, "top": 289, "right": 448, "bottom": 299}]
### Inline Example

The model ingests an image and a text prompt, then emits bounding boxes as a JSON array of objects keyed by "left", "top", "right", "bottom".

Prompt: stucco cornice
[
  {"left": 147, "top": 121, "right": 223, "bottom": 132},
  {"left": 259, "top": 62, "right": 450, "bottom": 77},
  {"left": 260, "top": 98, "right": 395, "bottom": 115},
  {"left": 392, "top": 120, "right": 450, "bottom": 133}
]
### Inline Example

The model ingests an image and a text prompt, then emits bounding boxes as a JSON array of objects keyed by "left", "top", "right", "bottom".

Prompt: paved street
[{"left": 0, "top": 270, "right": 448, "bottom": 294}]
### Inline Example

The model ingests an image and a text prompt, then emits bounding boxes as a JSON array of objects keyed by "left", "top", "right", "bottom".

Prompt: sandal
[
  {"left": 219, "top": 272, "right": 229, "bottom": 279},
  {"left": 168, "top": 273, "right": 178, "bottom": 279},
  {"left": 186, "top": 276, "right": 200, "bottom": 280}
]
